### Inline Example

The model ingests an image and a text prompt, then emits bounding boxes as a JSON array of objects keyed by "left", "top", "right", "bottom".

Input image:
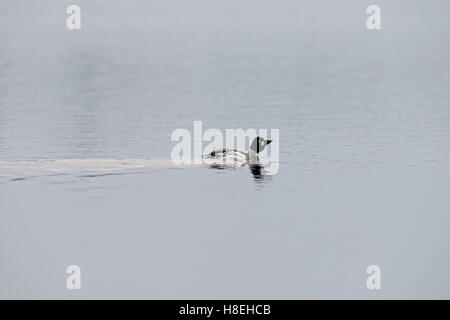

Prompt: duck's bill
[{"left": 267, "top": 140, "right": 272, "bottom": 145}]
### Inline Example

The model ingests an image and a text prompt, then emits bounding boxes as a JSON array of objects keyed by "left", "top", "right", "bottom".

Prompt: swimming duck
[{"left": 202, "top": 136, "right": 272, "bottom": 164}]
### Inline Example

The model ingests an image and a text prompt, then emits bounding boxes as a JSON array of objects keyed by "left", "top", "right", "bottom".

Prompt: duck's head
[{"left": 249, "top": 136, "right": 272, "bottom": 154}]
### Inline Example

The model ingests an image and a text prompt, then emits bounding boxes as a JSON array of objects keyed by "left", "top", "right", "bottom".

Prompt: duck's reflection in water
[
  {"left": 206, "top": 162, "right": 273, "bottom": 187},
  {"left": 248, "top": 164, "right": 273, "bottom": 188}
]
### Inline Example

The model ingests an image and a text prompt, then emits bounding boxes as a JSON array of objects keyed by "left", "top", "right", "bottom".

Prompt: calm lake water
[{"left": 1, "top": 0, "right": 450, "bottom": 298}]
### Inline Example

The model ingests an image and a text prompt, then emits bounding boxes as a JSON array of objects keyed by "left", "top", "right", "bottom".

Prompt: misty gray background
[{"left": 1, "top": 0, "right": 450, "bottom": 299}]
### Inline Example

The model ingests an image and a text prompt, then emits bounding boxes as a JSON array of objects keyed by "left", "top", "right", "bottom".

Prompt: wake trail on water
[
  {"left": 0, "top": 158, "right": 182, "bottom": 180},
  {"left": 0, "top": 157, "right": 248, "bottom": 181}
]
